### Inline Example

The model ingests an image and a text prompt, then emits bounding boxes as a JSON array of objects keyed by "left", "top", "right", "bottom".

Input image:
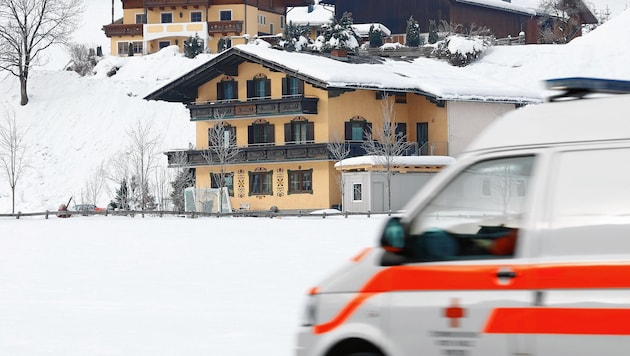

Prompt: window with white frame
[
  {"left": 220, "top": 10, "right": 232, "bottom": 21},
  {"left": 258, "top": 14, "right": 266, "bottom": 25},
  {"left": 280, "top": 15, "right": 285, "bottom": 29},
  {"left": 353, "top": 183, "right": 363, "bottom": 201},
  {"left": 191, "top": 11, "right": 202, "bottom": 22},
  {"left": 117, "top": 41, "right": 143, "bottom": 55},
  {"left": 135, "top": 13, "right": 147, "bottom": 24},
  {"left": 161, "top": 12, "right": 173, "bottom": 23}
]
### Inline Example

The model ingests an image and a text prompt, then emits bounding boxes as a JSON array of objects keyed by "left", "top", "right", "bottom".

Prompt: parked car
[{"left": 73, "top": 204, "right": 104, "bottom": 215}]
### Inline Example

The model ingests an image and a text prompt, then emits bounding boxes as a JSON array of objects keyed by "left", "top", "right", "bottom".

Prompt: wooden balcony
[
  {"left": 102, "top": 23, "right": 143, "bottom": 37},
  {"left": 104, "top": 20, "right": 242, "bottom": 39},
  {"left": 143, "top": 0, "right": 211, "bottom": 7},
  {"left": 187, "top": 96, "right": 318, "bottom": 121},
  {"left": 165, "top": 143, "right": 369, "bottom": 167},
  {"left": 207, "top": 20, "right": 243, "bottom": 34}
]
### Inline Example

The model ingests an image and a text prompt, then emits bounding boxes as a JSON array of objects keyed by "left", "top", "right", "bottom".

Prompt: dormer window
[
  {"left": 282, "top": 75, "right": 304, "bottom": 97},
  {"left": 345, "top": 116, "right": 372, "bottom": 142},
  {"left": 247, "top": 74, "right": 271, "bottom": 100},
  {"left": 217, "top": 76, "right": 238, "bottom": 101}
]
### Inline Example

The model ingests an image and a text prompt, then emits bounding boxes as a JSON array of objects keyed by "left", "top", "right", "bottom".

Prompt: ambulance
[{"left": 296, "top": 78, "right": 630, "bottom": 356}]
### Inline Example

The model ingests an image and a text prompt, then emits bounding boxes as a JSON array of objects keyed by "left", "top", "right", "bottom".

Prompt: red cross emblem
[{"left": 444, "top": 298, "right": 466, "bottom": 328}]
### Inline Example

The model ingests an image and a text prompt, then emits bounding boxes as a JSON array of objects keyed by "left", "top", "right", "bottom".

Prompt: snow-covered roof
[
  {"left": 352, "top": 23, "right": 392, "bottom": 37},
  {"left": 455, "top": 0, "right": 537, "bottom": 16},
  {"left": 286, "top": 4, "right": 334, "bottom": 27},
  {"left": 335, "top": 155, "right": 456, "bottom": 169},
  {"left": 146, "top": 44, "right": 542, "bottom": 104},
  {"left": 237, "top": 44, "right": 541, "bottom": 103}
]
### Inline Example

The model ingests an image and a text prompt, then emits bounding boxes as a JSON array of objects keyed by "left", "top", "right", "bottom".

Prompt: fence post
[
  {"left": 367, "top": 210, "right": 371, "bottom": 218},
  {"left": 16, "top": 211, "right": 21, "bottom": 219},
  {"left": 345, "top": 211, "right": 348, "bottom": 218},
  {"left": 45, "top": 210, "right": 49, "bottom": 219},
  {"left": 322, "top": 211, "right": 326, "bottom": 219}
]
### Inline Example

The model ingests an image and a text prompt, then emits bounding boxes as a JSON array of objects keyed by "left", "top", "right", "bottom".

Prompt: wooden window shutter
[
  {"left": 217, "top": 82, "right": 224, "bottom": 100},
  {"left": 298, "top": 79, "right": 304, "bottom": 95},
  {"left": 282, "top": 77, "right": 287, "bottom": 96},
  {"left": 284, "top": 123, "right": 292, "bottom": 143},
  {"left": 267, "top": 124, "right": 275, "bottom": 143},
  {"left": 264, "top": 79, "right": 271, "bottom": 97},
  {"left": 364, "top": 122, "right": 373, "bottom": 140},
  {"left": 247, "top": 125, "right": 254, "bottom": 144},
  {"left": 306, "top": 122, "right": 314, "bottom": 141},
  {"left": 246, "top": 80, "right": 253, "bottom": 99},
  {"left": 344, "top": 122, "right": 352, "bottom": 141}
]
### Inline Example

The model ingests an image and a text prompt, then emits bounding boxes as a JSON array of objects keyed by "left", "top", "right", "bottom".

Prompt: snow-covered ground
[
  {"left": 0, "top": 214, "right": 388, "bottom": 356},
  {"left": 0, "top": 3, "right": 629, "bottom": 356}
]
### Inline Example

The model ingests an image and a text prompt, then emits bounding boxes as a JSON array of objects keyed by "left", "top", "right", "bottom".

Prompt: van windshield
[{"left": 408, "top": 155, "right": 535, "bottom": 261}]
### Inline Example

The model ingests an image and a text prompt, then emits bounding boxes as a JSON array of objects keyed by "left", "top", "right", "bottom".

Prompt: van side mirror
[
  {"left": 380, "top": 217, "right": 405, "bottom": 252},
  {"left": 380, "top": 217, "right": 407, "bottom": 266}
]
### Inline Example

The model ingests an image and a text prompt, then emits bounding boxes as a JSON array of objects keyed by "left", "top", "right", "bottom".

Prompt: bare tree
[
  {"left": 201, "top": 114, "right": 240, "bottom": 212},
  {"left": 0, "top": 105, "right": 29, "bottom": 213},
  {"left": 0, "top": 0, "right": 84, "bottom": 105},
  {"left": 327, "top": 132, "right": 351, "bottom": 211},
  {"left": 81, "top": 163, "right": 106, "bottom": 206},
  {"left": 127, "top": 120, "right": 160, "bottom": 211},
  {"left": 169, "top": 151, "right": 194, "bottom": 212},
  {"left": 362, "top": 95, "right": 413, "bottom": 213}
]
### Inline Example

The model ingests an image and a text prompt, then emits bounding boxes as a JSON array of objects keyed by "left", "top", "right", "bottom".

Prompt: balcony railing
[
  {"left": 103, "top": 20, "right": 243, "bottom": 39},
  {"left": 166, "top": 143, "right": 368, "bottom": 167},
  {"left": 103, "top": 23, "right": 143, "bottom": 37},
  {"left": 187, "top": 96, "right": 318, "bottom": 121},
  {"left": 143, "top": 0, "right": 213, "bottom": 7},
  {"left": 165, "top": 142, "right": 449, "bottom": 167},
  {"left": 207, "top": 21, "right": 243, "bottom": 34}
]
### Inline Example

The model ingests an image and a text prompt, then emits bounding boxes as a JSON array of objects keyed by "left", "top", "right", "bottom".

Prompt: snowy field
[{"left": 0, "top": 214, "right": 388, "bottom": 356}]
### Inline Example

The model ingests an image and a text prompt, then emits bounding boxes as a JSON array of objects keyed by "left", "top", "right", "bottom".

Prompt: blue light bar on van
[{"left": 546, "top": 77, "right": 630, "bottom": 94}]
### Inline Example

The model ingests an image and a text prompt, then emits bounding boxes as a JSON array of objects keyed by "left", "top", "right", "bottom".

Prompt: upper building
[
  {"left": 145, "top": 44, "right": 540, "bottom": 212},
  {"left": 319, "top": 0, "right": 597, "bottom": 44},
  {"left": 102, "top": 0, "right": 312, "bottom": 56}
]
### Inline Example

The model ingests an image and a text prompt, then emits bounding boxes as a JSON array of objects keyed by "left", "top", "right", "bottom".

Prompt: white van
[{"left": 296, "top": 78, "right": 630, "bottom": 356}]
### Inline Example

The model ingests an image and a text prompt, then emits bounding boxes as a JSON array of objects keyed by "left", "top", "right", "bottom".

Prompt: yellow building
[
  {"left": 102, "top": 0, "right": 311, "bottom": 56},
  {"left": 145, "top": 44, "right": 540, "bottom": 212}
]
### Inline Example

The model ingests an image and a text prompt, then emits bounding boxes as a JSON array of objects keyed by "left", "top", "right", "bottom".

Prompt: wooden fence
[{"left": 0, "top": 209, "right": 396, "bottom": 220}]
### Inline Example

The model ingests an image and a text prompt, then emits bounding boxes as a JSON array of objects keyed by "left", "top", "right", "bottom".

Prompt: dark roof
[{"left": 144, "top": 47, "right": 330, "bottom": 103}]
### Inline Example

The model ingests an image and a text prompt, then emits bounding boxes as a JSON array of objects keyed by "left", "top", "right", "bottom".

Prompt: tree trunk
[
  {"left": 11, "top": 186, "right": 15, "bottom": 214},
  {"left": 20, "top": 76, "right": 29, "bottom": 106}
]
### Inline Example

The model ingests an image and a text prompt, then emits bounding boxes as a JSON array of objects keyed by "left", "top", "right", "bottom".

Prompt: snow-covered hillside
[{"left": 0, "top": 9, "right": 629, "bottom": 213}]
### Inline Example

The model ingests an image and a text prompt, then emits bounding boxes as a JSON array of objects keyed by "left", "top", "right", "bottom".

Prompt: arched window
[
  {"left": 284, "top": 116, "right": 314, "bottom": 144},
  {"left": 248, "top": 119, "right": 274, "bottom": 145},
  {"left": 217, "top": 76, "right": 237, "bottom": 101},
  {"left": 282, "top": 75, "right": 304, "bottom": 97},
  {"left": 247, "top": 73, "right": 271, "bottom": 99},
  {"left": 344, "top": 116, "right": 371, "bottom": 141}
]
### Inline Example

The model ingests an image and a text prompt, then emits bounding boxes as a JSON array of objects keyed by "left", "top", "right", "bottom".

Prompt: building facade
[
  {"left": 145, "top": 45, "right": 539, "bottom": 212},
  {"left": 102, "top": 0, "right": 311, "bottom": 56},
  {"left": 319, "top": 0, "right": 597, "bottom": 44}
]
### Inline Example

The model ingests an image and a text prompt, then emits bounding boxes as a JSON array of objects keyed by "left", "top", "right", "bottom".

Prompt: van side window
[
  {"left": 544, "top": 147, "right": 630, "bottom": 257},
  {"left": 408, "top": 155, "right": 535, "bottom": 262}
]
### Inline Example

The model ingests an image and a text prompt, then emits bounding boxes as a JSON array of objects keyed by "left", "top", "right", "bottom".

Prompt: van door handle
[{"left": 496, "top": 269, "right": 516, "bottom": 279}]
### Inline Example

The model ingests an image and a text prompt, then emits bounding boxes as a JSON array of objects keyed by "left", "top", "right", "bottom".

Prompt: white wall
[
  {"left": 343, "top": 171, "right": 438, "bottom": 212},
  {"left": 447, "top": 102, "right": 515, "bottom": 157}
]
